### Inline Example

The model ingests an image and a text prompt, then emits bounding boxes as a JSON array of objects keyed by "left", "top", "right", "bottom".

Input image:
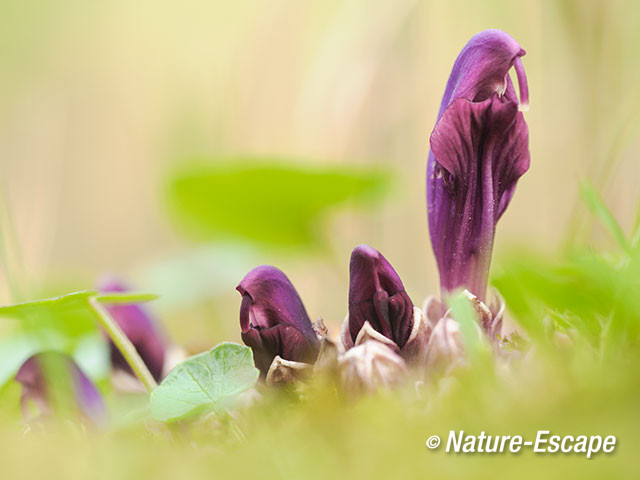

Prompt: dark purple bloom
[
  {"left": 237, "top": 265, "right": 319, "bottom": 375},
  {"left": 98, "top": 277, "right": 167, "bottom": 382},
  {"left": 427, "top": 29, "right": 530, "bottom": 301},
  {"left": 15, "top": 351, "right": 106, "bottom": 425},
  {"left": 348, "top": 245, "right": 414, "bottom": 348}
]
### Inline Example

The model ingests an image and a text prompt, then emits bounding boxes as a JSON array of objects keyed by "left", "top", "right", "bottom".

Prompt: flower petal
[
  {"left": 436, "top": 29, "right": 527, "bottom": 113},
  {"left": 429, "top": 94, "right": 529, "bottom": 299},
  {"left": 348, "top": 245, "right": 414, "bottom": 348},
  {"left": 427, "top": 29, "right": 530, "bottom": 301},
  {"left": 237, "top": 265, "right": 316, "bottom": 341},
  {"left": 241, "top": 322, "right": 318, "bottom": 375},
  {"left": 237, "top": 266, "right": 319, "bottom": 376}
]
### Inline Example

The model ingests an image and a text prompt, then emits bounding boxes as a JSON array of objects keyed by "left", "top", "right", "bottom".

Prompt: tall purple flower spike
[
  {"left": 98, "top": 277, "right": 167, "bottom": 382},
  {"left": 15, "top": 352, "right": 106, "bottom": 425},
  {"left": 427, "top": 29, "right": 530, "bottom": 301},
  {"left": 348, "top": 245, "right": 414, "bottom": 348},
  {"left": 237, "top": 265, "right": 319, "bottom": 376}
]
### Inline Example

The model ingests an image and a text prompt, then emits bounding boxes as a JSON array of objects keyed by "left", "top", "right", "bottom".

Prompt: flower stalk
[{"left": 88, "top": 297, "right": 158, "bottom": 393}]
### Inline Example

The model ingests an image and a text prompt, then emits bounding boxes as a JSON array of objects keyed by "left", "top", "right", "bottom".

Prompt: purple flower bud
[
  {"left": 15, "top": 352, "right": 106, "bottom": 425},
  {"left": 348, "top": 245, "right": 414, "bottom": 348},
  {"left": 98, "top": 277, "right": 167, "bottom": 382},
  {"left": 427, "top": 29, "right": 530, "bottom": 301},
  {"left": 237, "top": 266, "right": 319, "bottom": 376}
]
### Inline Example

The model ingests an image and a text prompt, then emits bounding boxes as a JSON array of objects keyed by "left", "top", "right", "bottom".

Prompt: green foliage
[
  {"left": 493, "top": 190, "right": 640, "bottom": 356},
  {"left": 0, "top": 291, "right": 157, "bottom": 386},
  {"left": 150, "top": 343, "right": 259, "bottom": 422},
  {"left": 580, "top": 181, "right": 629, "bottom": 251},
  {"left": 0, "top": 290, "right": 158, "bottom": 322},
  {"left": 165, "top": 160, "right": 390, "bottom": 248}
]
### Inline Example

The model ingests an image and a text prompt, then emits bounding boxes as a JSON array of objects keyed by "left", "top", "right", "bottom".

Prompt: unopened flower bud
[
  {"left": 344, "top": 245, "right": 429, "bottom": 363},
  {"left": 347, "top": 245, "right": 414, "bottom": 347},
  {"left": 237, "top": 265, "right": 319, "bottom": 377}
]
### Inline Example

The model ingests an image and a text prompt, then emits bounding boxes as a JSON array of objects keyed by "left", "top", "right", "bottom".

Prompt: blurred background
[{"left": 1, "top": 0, "right": 639, "bottom": 352}]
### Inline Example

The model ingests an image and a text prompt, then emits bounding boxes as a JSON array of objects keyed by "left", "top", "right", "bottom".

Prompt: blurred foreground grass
[{"left": 1, "top": 348, "right": 638, "bottom": 479}]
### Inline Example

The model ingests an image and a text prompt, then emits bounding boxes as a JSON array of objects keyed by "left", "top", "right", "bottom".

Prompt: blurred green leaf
[
  {"left": 95, "top": 292, "right": 159, "bottom": 304},
  {"left": 150, "top": 343, "right": 259, "bottom": 423},
  {"left": 580, "top": 181, "right": 629, "bottom": 251},
  {"left": 448, "top": 291, "right": 491, "bottom": 363},
  {"left": 0, "top": 291, "right": 156, "bottom": 387},
  {"left": 0, "top": 290, "right": 158, "bottom": 336},
  {"left": 495, "top": 188, "right": 640, "bottom": 351},
  {"left": 0, "top": 290, "right": 157, "bottom": 319},
  {"left": 0, "top": 291, "right": 99, "bottom": 340},
  {"left": 447, "top": 291, "right": 481, "bottom": 351},
  {"left": 493, "top": 246, "right": 640, "bottom": 352},
  {"left": 0, "top": 291, "right": 96, "bottom": 318},
  {"left": 165, "top": 160, "right": 391, "bottom": 247}
]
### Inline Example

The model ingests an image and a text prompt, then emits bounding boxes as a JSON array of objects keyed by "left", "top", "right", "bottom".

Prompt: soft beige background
[{"left": 1, "top": 0, "right": 639, "bottom": 345}]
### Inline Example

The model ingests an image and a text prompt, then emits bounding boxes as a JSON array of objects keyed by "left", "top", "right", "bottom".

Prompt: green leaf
[
  {"left": 165, "top": 159, "right": 391, "bottom": 247},
  {"left": 447, "top": 291, "right": 488, "bottom": 356},
  {"left": 493, "top": 245, "right": 640, "bottom": 351},
  {"left": 95, "top": 292, "right": 158, "bottom": 304},
  {"left": 580, "top": 181, "right": 629, "bottom": 251},
  {"left": 0, "top": 291, "right": 99, "bottom": 339},
  {"left": 150, "top": 342, "right": 259, "bottom": 422},
  {"left": 0, "top": 288, "right": 153, "bottom": 388},
  {"left": 0, "top": 291, "right": 157, "bottom": 318},
  {"left": 0, "top": 290, "right": 158, "bottom": 348},
  {"left": 0, "top": 291, "right": 97, "bottom": 318}
]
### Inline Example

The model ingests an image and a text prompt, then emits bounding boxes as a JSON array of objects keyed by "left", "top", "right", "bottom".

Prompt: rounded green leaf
[
  {"left": 150, "top": 342, "right": 259, "bottom": 422},
  {"left": 165, "top": 160, "right": 391, "bottom": 247}
]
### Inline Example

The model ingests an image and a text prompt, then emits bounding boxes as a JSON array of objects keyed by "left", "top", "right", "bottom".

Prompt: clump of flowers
[
  {"left": 12, "top": 29, "right": 530, "bottom": 427},
  {"left": 236, "top": 29, "right": 530, "bottom": 391}
]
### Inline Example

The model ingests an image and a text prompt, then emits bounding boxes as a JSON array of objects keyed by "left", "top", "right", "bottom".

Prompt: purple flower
[
  {"left": 98, "top": 277, "right": 167, "bottom": 382},
  {"left": 347, "top": 245, "right": 414, "bottom": 348},
  {"left": 427, "top": 29, "right": 530, "bottom": 301},
  {"left": 15, "top": 351, "right": 106, "bottom": 425},
  {"left": 237, "top": 265, "right": 319, "bottom": 376}
]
